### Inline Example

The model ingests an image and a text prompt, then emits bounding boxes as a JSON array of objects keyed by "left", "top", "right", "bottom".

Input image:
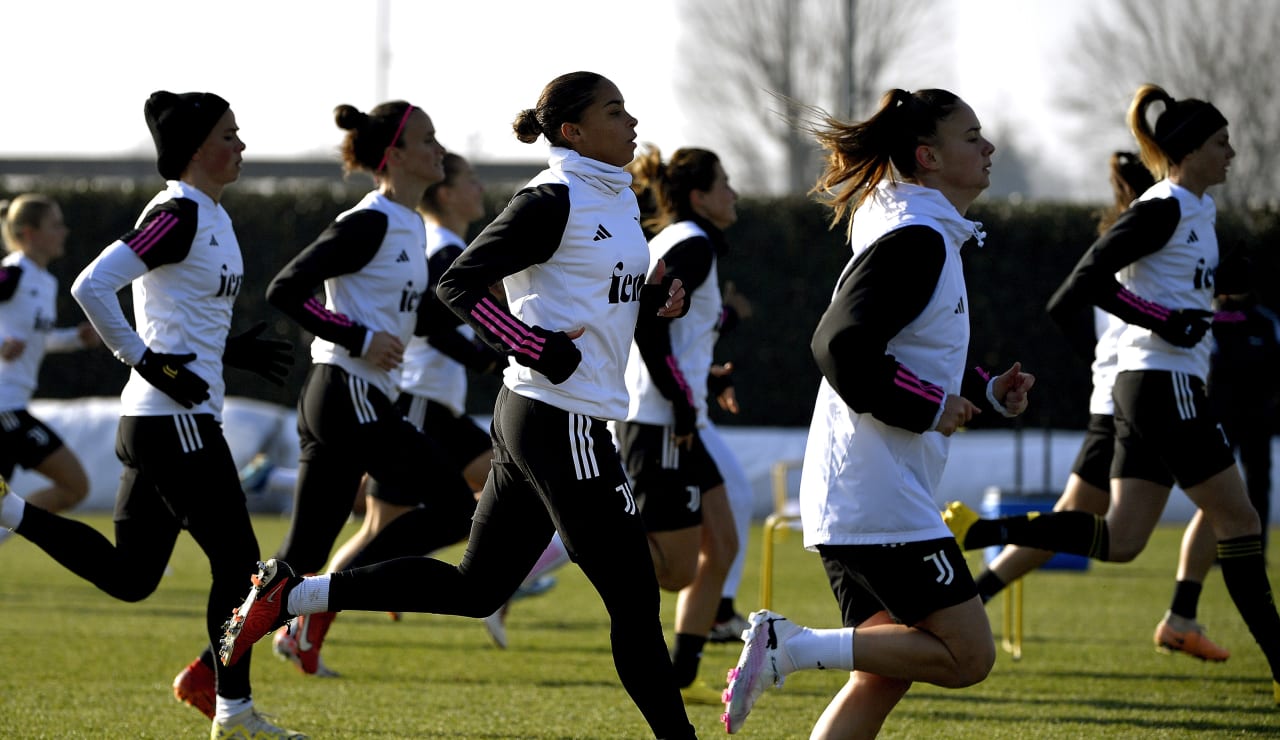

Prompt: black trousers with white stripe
[
  {"left": 14, "top": 414, "right": 261, "bottom": 699},
  {"left": 273, "top": 363, "right": 475, "bottom": 574},
  {"left": 329, "top": 386, "right": 694, "bottom": 738}
]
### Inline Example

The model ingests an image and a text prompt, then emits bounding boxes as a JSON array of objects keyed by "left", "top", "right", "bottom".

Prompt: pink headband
[{"left": 375, "top": 105, "right": 416, "bottom": 174}]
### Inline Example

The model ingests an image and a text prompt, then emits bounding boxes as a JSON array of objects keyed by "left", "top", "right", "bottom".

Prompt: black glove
[
  {"left": 516, "top": 325, "right": 581, "bottom": 384},
  {"left": 224, "top": 322, "right": 294, "bottom": 385},
  {"left": 1155, "top": 309, "right": 1214, "bottom": 348},
  {"left": 673, "top": 401, "right": 696, "bottom": 440},
  {"left": 707, "top": 367, "right": 734, "bottom": 399},
  {"left": 135, "top": 349, "right": 210, "bottom": 408},
  {"left": 639, "top": 275, "right": 688, "bottom": 318}
]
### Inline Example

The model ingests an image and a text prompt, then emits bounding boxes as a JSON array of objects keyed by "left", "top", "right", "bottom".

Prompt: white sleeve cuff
[
  {"left": 986, "top": 377, "right": 1018, "bottom": 418},
  {"left": 928, "top": 397, "right": 947, "bottom": 431}
]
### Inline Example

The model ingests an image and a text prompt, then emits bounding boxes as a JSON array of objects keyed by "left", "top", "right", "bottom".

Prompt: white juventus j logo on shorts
[
  {"left": 685, "top": 485, "right": 700, "bottom": 513},
  {"left": 618, "top": 481, "right": 637, "bottom": 515},
  {"left": 26, "top": 426, "right": 49, "bottom": 447},
  {"left": 924, "top": 550, "right": 955, "bottom": 585}
]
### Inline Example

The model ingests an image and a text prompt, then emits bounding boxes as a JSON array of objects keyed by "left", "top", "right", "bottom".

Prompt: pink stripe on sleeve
[
  {"left": 304, "top": 297, "right": 354, "bottom": 327},
  {"left": 894, "top": 365, "right": 945, "bottom": 403},
  {"left": 477, "top": 298, "right": 545, "bottom": 348},
  {"left": 1116, "top": 288, "right": 1170, "bottom": 320},
  {"left": 472, "top": 299, "right": 546, "bottom": 355},
  {"left": 127, "top": 212, "right": 178, "bottom": 257},
  {"left": 471, "top": 308, "right": 541, "bottom": 359},
  {"left": 665, "top": 355, "right": 696, "bottom": 405}
]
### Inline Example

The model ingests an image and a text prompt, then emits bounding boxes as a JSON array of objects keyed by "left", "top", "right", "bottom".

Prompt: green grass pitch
[{"left": 1, "top": 515, "right": 1277, "bottom": 738}]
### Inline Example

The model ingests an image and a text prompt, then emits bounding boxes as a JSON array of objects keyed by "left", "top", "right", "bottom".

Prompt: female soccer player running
[
  {"left": 619, "top": 144, "right": 750, "bottom": 705},
  {"left": 944, "top": 84, "right": 1280, "bottom": 705},
  {"left": 0, "top": 91, "right": 300, "bottom": 739},
  {"left": 722, "top": 88, "right": 1033, "bottom": 736},
  {"left": 221, "top": 72, "right": 697, "bottom": 739},
  {"left": 970, "top": 151, "right": 1229, "bottom": 662},
  {"left": 0, "top": 194, "right": 100, "bottom": 541}
]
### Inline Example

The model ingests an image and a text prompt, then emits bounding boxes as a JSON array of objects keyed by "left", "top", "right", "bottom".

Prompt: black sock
[
  {"left": 1217, "top": 535, "right": 1280, "bottom": 680},
  {"left": 974, "top": 569, "right": 1007, "bottom": 604},
  {"left": 1168, "top": 580, "right": 1203, "bottom": 621},
  {"left": 715, "top": 598, "right": 736, "bottom": 623},
  {"left": 671, "top": 633, "right": 707, "bottom": 687},
  {"left": 966, "top": 511, "right": 1109, "bottom": 560}
]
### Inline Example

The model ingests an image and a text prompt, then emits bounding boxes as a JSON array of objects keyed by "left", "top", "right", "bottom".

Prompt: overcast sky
[{"left": 2, "top": 0, "right": 1104, "bottom": 199}]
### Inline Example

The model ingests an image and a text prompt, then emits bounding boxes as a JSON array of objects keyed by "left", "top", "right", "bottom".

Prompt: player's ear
[{"left": 915, "top": 144, "right": 939, "bottom": 172}]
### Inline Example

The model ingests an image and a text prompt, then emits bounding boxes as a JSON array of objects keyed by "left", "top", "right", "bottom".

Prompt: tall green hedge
[{"left": 6, "top": 184, "right": 1278, "bottom": 430}]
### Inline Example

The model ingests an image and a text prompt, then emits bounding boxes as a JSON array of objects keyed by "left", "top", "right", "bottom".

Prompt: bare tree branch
[
  {"left": 676, "top": 0, "right": 947, "bottom": 194},
  {"left": 1061, "top": 0, "right": 1280, "bottom": 208}
]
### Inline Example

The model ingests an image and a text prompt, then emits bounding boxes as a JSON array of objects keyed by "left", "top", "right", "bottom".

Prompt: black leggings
[
  {"left": 15, "top": 414, "right": 260, "bottom": 699},
  {"left": 274, "top": 364, "right": 476, "bottom": 574},
  {"left": 330, "top": 387, "right": 694, "bottom": 739}
]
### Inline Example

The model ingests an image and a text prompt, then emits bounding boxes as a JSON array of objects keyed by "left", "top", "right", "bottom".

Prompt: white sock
[
  {"left": 287, "top": 574, "right": 331, "bottom": 615},
  {"left": 0, "top": 490, "right": 26, "bottom": 530},
  {"left": 214, "top": 696, "right": 253, "bottom": 722},
  {"left": 784, "top": 627, "right": 855, "bottom": 673}
]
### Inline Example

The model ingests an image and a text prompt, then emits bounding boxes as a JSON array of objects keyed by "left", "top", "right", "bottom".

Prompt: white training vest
[{"left": 624, "top": 220, "right": 721, "bottom": 427}]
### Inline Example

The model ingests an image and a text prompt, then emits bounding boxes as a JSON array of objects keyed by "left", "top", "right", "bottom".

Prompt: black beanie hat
[
  {"left": 144, "top": 91, "right": 231, "bottom": 180},
  {"left": 1154, "top": 99, "right": 1228, "bottom": 163}
]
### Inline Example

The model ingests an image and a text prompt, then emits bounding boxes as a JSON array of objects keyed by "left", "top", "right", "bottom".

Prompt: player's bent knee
[
  {"left": 656, "top": 564, "right": 696, "bottom": 592},
  {"left": 64, "top": 482, "right": 89, "bottom": 506},
  {"left": 704, "top": 531, "right": 737, "bottom": 571},
  {"left": 1104, "top": 542, "right": 1143, "bottom": 563},
  {"left": 948, "top": 640, "right": 996, "bottom": 688}
]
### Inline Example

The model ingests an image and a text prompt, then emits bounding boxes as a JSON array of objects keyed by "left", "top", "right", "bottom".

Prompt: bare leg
[
  {"left": 851, "top": 597, "right": 994, "bottom": 687},
  {"left": 674, "top": 485, "right": 736, "bottom": 636},
  {"left": 1103, "top": 478, "right": 1172, "bottom": 562},
  {"left": 23, "top": 446, "right": 90, "bottom": 513},
  {"left": 809, "top": 611, "right": 911, "bottom": 740},
  {"left": 1183, "top": 467, "right": 1262, "bottom": 539},
  {"left": 326, "top": 492, "right": 414, "bottom": 573},
  {"left": 1177, "top": 508, "right": 1218, "bottom": 582},
  {"left": 701, "top": 426, "right": 752, "bottom": 614},
  {"left": 648, "top": 525, "right": 701, "bottom": 591}
]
